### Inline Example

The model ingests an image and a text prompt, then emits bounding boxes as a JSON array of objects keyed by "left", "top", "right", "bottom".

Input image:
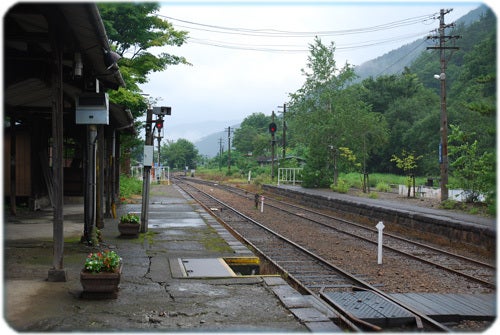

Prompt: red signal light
[
  {"left": 269, "top": 122, "right": 277, "bottom": 134},
  {"left": 156, "top": 119, "right": 164, "bottom": 130}
]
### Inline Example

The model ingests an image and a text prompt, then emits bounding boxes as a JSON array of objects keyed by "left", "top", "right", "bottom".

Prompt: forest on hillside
[{"left": 208, "top": 8, "right": 495, "bottom": 205}]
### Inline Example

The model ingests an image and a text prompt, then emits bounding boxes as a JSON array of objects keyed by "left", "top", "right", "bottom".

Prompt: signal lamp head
[
  {"left": 269, "top": 122, "right": 277, "bottom": 134},
  {"left": 156, "top": 119, "right": 164, "bottom": 130}
]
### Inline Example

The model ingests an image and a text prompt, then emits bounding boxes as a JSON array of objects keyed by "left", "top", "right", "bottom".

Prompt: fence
[
  {"left": 277, "top": 168, "right": 303, "bottom": 186},
  {"left": 131, "top": 165, "right": 170, "bottom": 184}
]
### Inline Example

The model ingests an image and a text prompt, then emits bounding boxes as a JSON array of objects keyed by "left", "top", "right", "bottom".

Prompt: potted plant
[
  {"left": 118, "top": 212, "right": 140, "bottom": 237},
  {"left": 80, "top": 250, "right": 122, "bottom": 299}
]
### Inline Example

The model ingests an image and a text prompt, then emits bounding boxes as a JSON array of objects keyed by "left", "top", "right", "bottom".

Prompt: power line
[
  {"left": 160, "top": 13, "right": 437, "bottom": 38},
  {"left": 157, "top": 11, "right": 437, "bottom": 54},
  {"left": 187, "top": 30, "right": 430, "bottom": 53},
  {"left": 372, "top": 38, "right": 428, "bottom": 77}
]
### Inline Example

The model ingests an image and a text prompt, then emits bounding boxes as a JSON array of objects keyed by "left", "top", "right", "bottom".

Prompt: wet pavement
[{"left": 3, "top": 183, "right": 339, "bottom": 333}]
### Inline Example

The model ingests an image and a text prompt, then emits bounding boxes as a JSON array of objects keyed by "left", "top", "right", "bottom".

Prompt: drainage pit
[{"left": 224, "top": 257, "right": 260, "bottom": 276}]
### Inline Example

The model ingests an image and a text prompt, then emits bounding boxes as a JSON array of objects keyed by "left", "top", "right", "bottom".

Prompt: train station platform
[
  {"left": 3, "top": 183, "right": 339, "bottom": 332},
  {"left": 264, "top": 184, "right": 496, "bottom": 253},
  {"left": 270, "top": 184, "right": 495, "bottom": 228}
]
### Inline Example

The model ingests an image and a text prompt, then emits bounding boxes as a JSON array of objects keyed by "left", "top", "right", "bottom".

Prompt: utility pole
[
  {"left": 140, "top": 106, "right": 153, "bottom": 233},
  {"left": 218, "top": 137, "right": 223, "bottom": 171},
  {"left": 225, "top": 127, "right": 233, "bottom": 173},
  {"left": 270, "top": 111, "right": 276, "bottom": 180},
  {"left": 278, "top": 103, "right": 286, "bottom": 160},
  {"left": 427, "top": 8, "right": 460, "bottom": 201}
]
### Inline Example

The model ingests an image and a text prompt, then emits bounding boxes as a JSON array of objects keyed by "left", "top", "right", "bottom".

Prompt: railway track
[
  {"left": 174, "top": 178, "right": 452, "bottom": 332},
  {"left": 183, "top": 177, "right": 496, "bottom": 290}
]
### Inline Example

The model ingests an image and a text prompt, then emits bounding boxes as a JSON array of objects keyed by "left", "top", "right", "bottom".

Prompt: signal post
[
  {"left": 269, "top": 111, "right": 277, "bottom": 180},
  {"left": 141, "top": 106, "right": 171, "bottom": 233}
]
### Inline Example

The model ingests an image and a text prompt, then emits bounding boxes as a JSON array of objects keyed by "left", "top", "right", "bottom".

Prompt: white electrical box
[
  {"left": 143, "top": 145, "right": 154, "bottom": 167},
  {"left": 75, "top": 92, "right": 109, "bottom": 124}
]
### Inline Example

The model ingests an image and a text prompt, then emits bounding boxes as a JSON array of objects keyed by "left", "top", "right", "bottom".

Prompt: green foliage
[
  {"left": 119, "top": 213, "right": 140, "bottom": 224},
  {"left": 119, "top": 175, "right": 142, "bottom": 198},
  {"left": 161, "top": 139, "right": 199, "bottom": 170},
  {"left": 357, "top": 69, "right": 436, "bottom": 175},
  {"left": 97, "top": 2, "right": 190, "bottom": 169},
  {"left": 390, "top": 149, "right": 422, "bottom": 175},
  {"left": 339, "top": 147, "right": 361, "bottom": 171},
  {"left": 448, "top": 125, "right": 496, "bottom": 203},
  {"left": 232, "top": 113, "right": 274, "bottom": 156},
  {"left": 375, "top": 182, "right": 391, "bottom": 192},
  {"left": 340, "top": 172, "right": 426, "bottom": 190},
  {"left": 98, "top": 2, "right": 189, "bottom": 91},
  {"left": 288, "top": 37, "right": 389, "bottom": 186},
  {"left": 302, "top": 166, "right": 331, "bottom": 188},
  {"left": 440, "top": 199, "right": 466, "bottom": 211},
  {"left": 330, "top": 178, "right": 350, "bottom": 193},
  {"left": 390, "top": 150, "right": 422, "bottom": 197}
]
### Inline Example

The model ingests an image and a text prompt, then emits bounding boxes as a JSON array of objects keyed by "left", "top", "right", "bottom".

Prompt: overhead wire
[
  {"left": 372, "top": 38, "right": 429, "bottom": 77},
  {"left": 155, "top": 12, "right": 438, "bottom": 54},
  {"left": 160, "top": 13, "right": 437, "bottom": 37}
]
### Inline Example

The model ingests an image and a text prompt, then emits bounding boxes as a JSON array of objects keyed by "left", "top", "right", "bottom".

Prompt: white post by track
[
  {"left": 260, "top": 196, "right": 265, "bottom": 213},
  {"left": 376, "top": 221, "right": 385, "bottom": 264}
]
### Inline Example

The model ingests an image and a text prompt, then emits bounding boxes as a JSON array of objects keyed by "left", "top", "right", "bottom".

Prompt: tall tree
[
  {"left": 98, "top": 3, "right": 189, "bottom": 173},
  {"left": 162, "top": 139, "right": 199, "bottom": 170},
  {"left": 99, "top": 2, "right": 189, "bottom": 95},
  {"left": 360, "top": 70, "right": 439, "bottom": 175},
  {"left": 232, "top": 113, "right": 273, "bottom": 157},
  {"left": 288, "top": 37, "right": 387, "bottom": 187}
]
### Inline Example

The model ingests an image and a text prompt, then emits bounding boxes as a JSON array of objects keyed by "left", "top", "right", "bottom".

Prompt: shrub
[
  {"left": 375, "top": 182, "right": 391, "bottom": 192},
  {"left": 331, "top": 179, "right": 350, "bottom": 193}
]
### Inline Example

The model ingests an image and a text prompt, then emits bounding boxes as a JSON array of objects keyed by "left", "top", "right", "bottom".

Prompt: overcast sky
[{"left": 139, "top": 1, "right": 484, "bottom": 142}]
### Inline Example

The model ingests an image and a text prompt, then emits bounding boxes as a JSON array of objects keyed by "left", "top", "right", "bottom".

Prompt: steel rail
[
  {"left": 175, "top": 178, "right": 450, "bottom": 332},
  {"left": 186, "top": 177, "right": 495, "bottom": 288}
]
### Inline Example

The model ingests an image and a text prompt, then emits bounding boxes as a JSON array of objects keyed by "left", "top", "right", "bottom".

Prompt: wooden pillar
[
  {"left": 96, "top": 125, "right": 105, "bottom": 228},
  {"left": 104, "top": 130, "right": 113, "bottom": 218},
  {"left": 47, "top": 17, "right": 67, "bottom": 282},
  {"left": 9, "top": 112, "right": 16, "bottom": 216}
]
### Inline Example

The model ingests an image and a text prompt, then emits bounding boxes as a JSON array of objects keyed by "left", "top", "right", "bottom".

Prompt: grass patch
[
  {"left": 375, "top": 182, "right": 391, "bottom": 192},
  {"left": 198, "top": 227, "right": 234, "bottom": 253},
  {"left": 120, "top": 175, "right": 142, "bottom": 199},
  {"left": 137, "top": 231, "right": 157, "bottom": 245}
]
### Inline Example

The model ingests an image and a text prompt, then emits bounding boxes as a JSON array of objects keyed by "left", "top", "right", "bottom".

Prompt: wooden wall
[{"left": 4, "top": 131, "right": 31, "bottom": 197}]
